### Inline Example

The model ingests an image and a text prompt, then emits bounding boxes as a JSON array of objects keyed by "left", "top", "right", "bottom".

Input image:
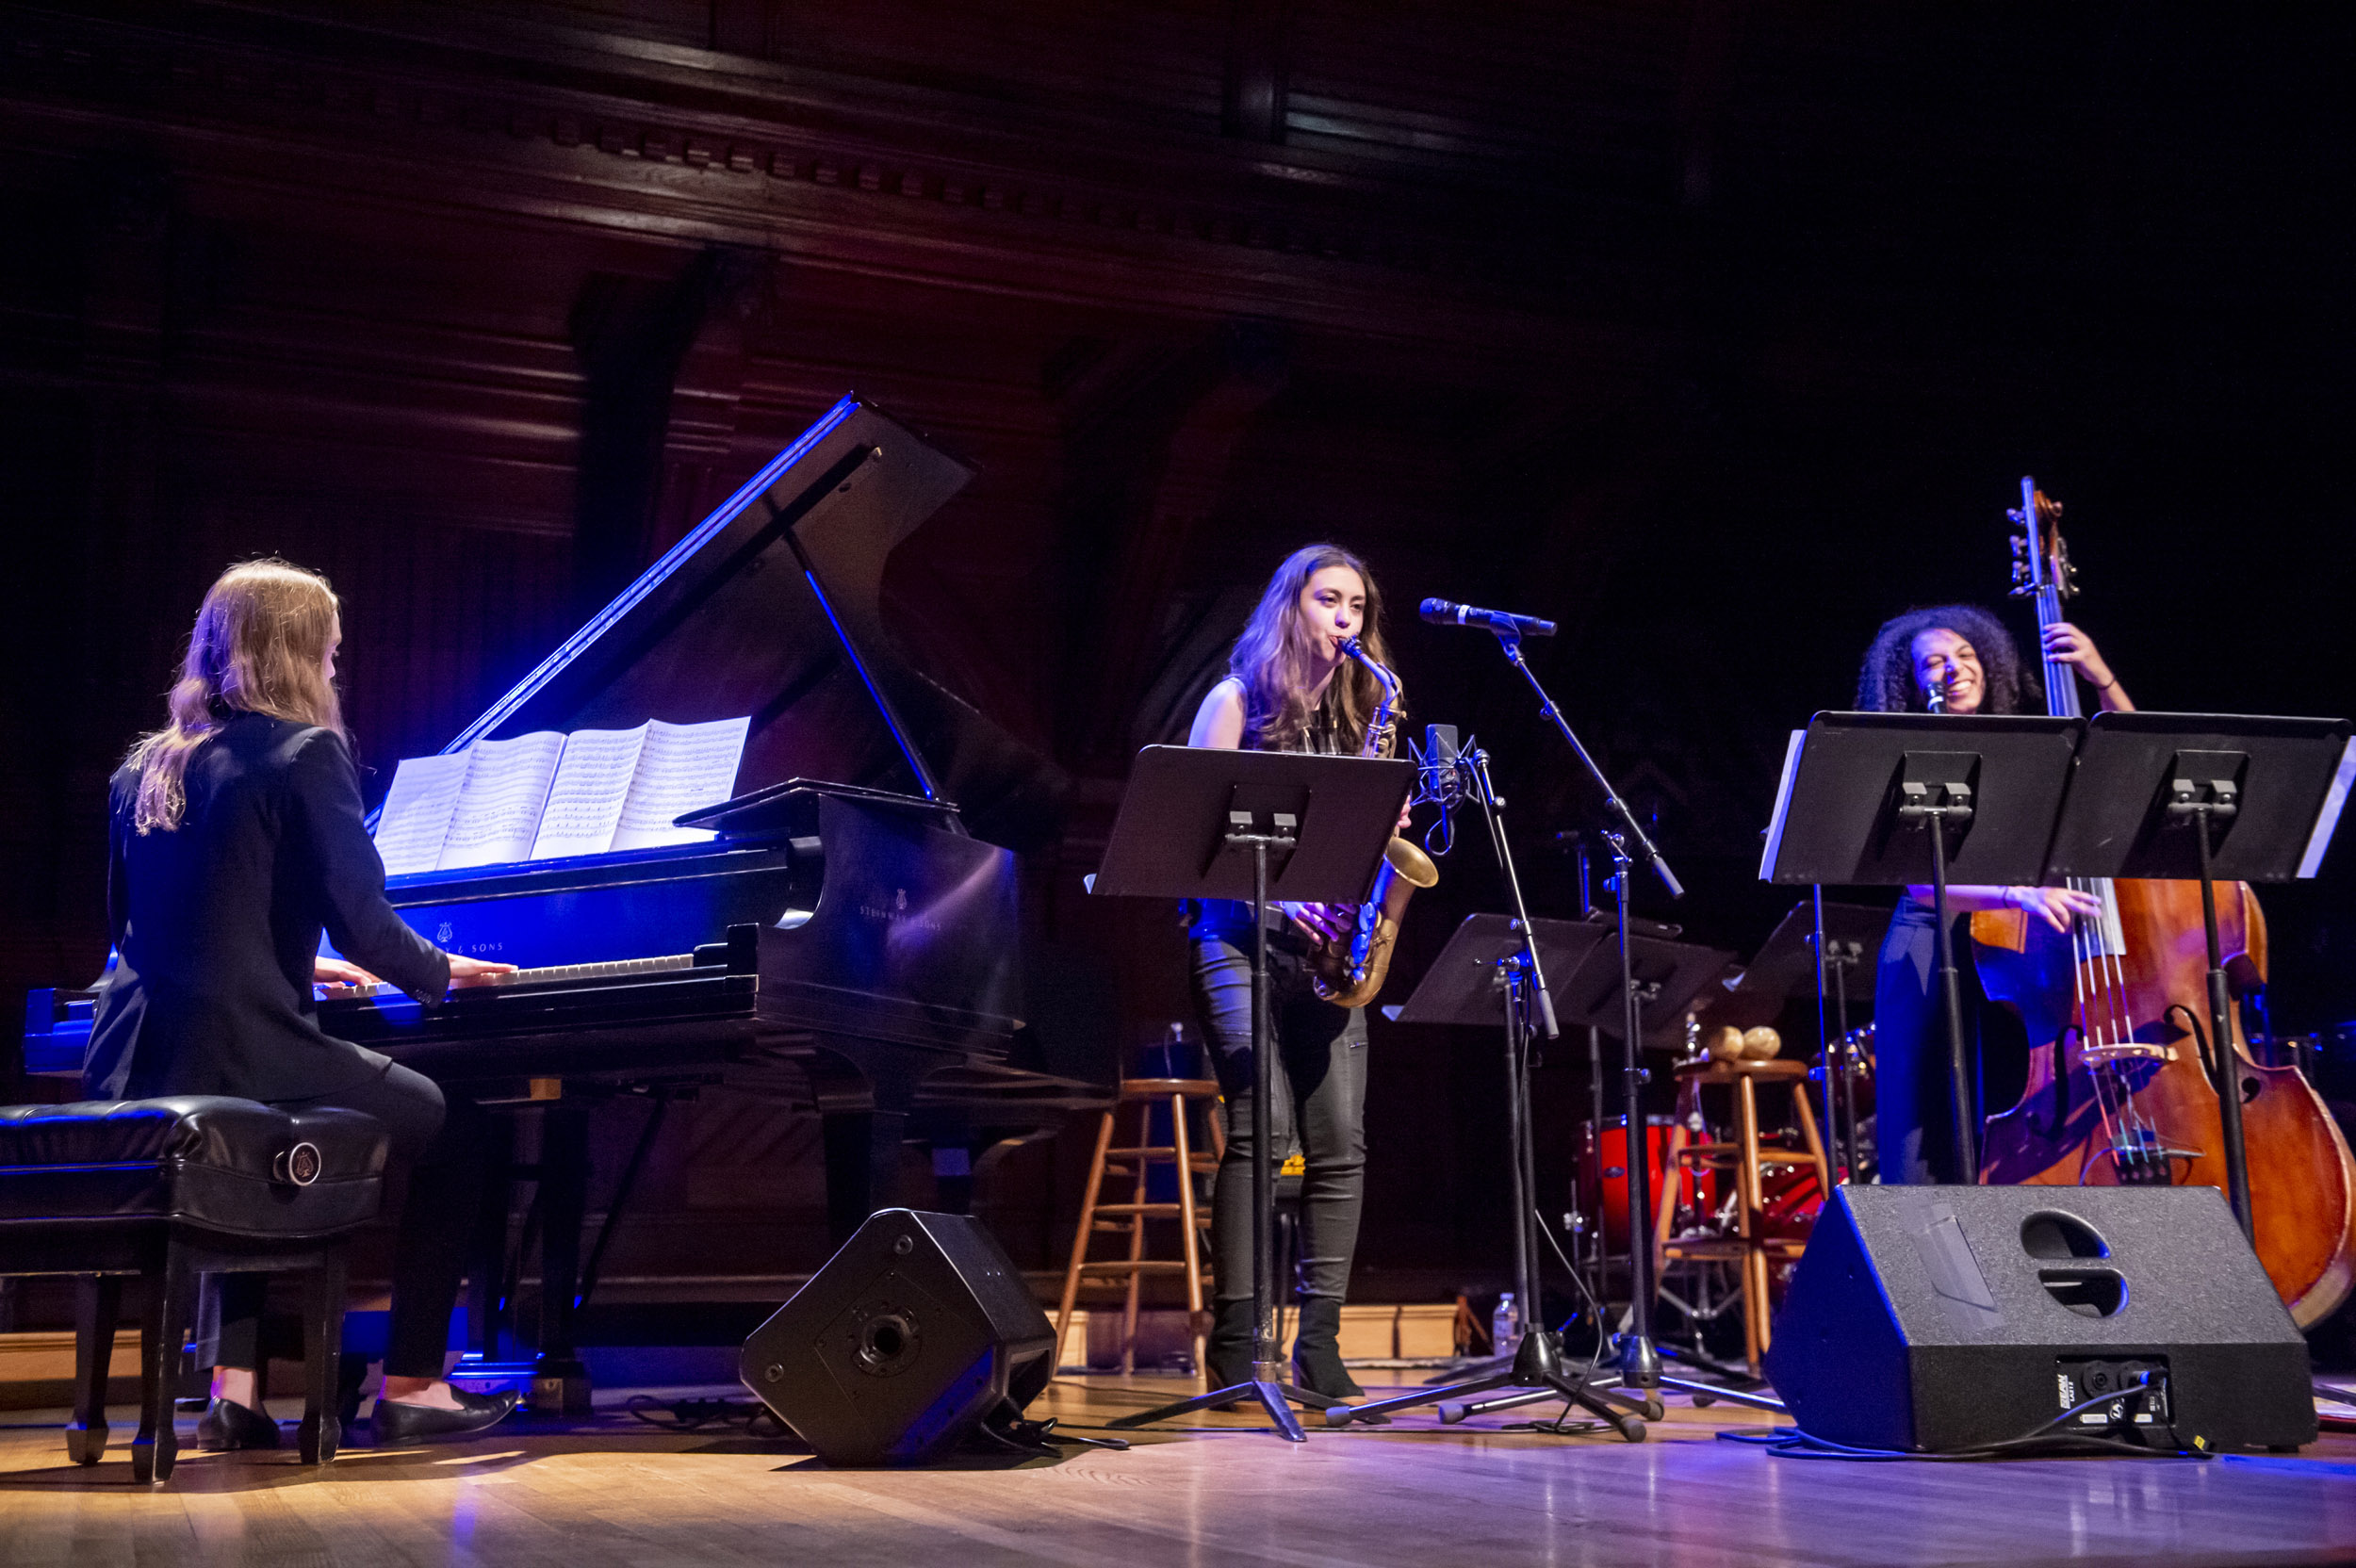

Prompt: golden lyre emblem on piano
[{"left": 435, "top": 922, "right": 455, "bottom": 944}]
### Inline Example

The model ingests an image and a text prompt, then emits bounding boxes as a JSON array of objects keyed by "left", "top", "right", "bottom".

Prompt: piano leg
[
  {"left": 532, "top": 1099, "right": 594, "bottom": 1417},
  {"left": 821, "top": 1110, "right": 908, "bottom": 1245},
  {"left": 466, "top": 1115, "right": 515, "bottom": 1364}
]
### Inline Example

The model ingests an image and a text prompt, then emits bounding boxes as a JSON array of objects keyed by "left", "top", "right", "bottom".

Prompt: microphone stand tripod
[
  {"left": 1323, "top": 740, "right": 1650, "bottom": 1440},
  {"left": 1487, "top": 629, "right": 1683, "bottom": 1393},
  {"left": 1426, "top": 633, "right": 1796, "bottom": 1416}
]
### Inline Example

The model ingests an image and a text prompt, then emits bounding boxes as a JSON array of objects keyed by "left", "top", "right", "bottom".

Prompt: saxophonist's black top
[
  {"left": 1187, "top": 676, "right": 1350, "bottom": 944},
  {"left": 85, "top": 710, "right": 450, "bottom": 1102}
]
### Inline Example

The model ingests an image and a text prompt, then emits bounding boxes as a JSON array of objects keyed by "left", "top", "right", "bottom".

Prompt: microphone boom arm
[{"left": 1490, "top": 633, "right": 1683, "bottom": 900}]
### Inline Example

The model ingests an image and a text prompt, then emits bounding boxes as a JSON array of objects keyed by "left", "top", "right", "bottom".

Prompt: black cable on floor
[{"left": 1712, "top": 1378, "right": 2212, "bottom": 1462}]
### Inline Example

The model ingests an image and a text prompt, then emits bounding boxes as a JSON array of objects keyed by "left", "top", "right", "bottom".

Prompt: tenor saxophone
[{"left": 1311, "top": 639, "right": 1438, "bottom": 1007}]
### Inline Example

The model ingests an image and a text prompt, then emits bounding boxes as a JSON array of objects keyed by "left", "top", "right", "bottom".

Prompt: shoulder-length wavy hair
[
  {"left": 129, "top": 559, "right": 347, "bottom": 833},
  {"left": 1229, "top": 543, "right": 1400, "bottom": 755},
  {"left": 1855, "top": 603, "right": 2041, "bottom": 715}
]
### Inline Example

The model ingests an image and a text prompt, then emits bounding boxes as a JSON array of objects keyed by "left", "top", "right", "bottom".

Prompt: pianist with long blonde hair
[{"left": 87, "top": 559, "right": 520, "bottom": 1449}]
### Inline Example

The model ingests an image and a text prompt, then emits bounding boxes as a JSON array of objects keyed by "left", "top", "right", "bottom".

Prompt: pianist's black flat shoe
[
  {"left": 369, "top": 1386, "right": 521, "bottom": 1447},
  {"left": 196, "top": 1397, "right": 283, "bottom": 1452}
]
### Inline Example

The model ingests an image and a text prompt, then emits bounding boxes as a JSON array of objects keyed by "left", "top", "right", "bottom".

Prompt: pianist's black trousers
[
  {"left": 1191, "top": 918, "right": 1368, "bottom": 1305},
  {"left": 211, "top": 1058, "right": 485, "bottom": 1380}
]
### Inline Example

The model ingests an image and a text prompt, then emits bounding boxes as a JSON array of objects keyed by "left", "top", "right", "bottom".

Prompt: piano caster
[{"left": 529, "top": 1359, "right": 593, "bottom": 1418}]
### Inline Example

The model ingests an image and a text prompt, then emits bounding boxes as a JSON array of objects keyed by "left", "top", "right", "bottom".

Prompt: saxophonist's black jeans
[{"left": 1191, "top": 921, "right": 1369, "bottom": 1305}]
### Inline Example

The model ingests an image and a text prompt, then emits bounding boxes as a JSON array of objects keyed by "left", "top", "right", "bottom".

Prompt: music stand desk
[
  {"left": 2042, "top": 711, "right": 2354, "bottom": 1233},
  {"left": 1393, "top": 914, "right": 1611, "bottom": 1028}
]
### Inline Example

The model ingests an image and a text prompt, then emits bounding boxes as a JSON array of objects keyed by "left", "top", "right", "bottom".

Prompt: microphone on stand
[
  {"left": 1419, "top": 598, "right": 1558, "bottom": 638},
  {"left": 1925, "top": 670, "right": 1951, "bottom": 713},
  {"left": 1413, "top": 724, "right": 1465, "bottom": 857}
]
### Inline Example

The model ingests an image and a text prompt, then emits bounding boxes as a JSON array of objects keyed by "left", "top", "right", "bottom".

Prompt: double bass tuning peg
[{"left": 2009, "top": 534, "right": 2029, "bottom": 557}]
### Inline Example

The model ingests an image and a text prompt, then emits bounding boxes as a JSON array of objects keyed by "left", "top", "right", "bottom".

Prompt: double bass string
[{"left": 2039, "top": 577, "right": 2151, "bottom": 1180}]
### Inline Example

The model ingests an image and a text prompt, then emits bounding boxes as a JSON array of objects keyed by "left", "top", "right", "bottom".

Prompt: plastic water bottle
[{"left": 1492, "top": 1292, "right": 1522, "bottom": 1360}]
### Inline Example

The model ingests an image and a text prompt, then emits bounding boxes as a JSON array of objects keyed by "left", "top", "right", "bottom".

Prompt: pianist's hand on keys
[
  {"left": 314, "top": 956, "right": 380, "bottom": 988},
  {"left": 448, "top": 954, "right": 520, "bottom": 988},
  {"left": 313, "top": 952, "right": 516, "bottom": 998}
]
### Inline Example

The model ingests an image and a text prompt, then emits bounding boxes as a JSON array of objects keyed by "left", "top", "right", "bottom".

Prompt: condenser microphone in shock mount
[
  {"left": 1411, "top": 723, "right": 1464, "bottom": 858},
  {"left": 1419, "top": 598, "right": 1558, "bottom": 639}
]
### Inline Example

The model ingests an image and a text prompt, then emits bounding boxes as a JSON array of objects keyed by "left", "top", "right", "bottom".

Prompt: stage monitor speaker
[
  {"left": 1765, "top": 1185, "right": 2315, "bottom": 1453},
  {"left": 739, "top": 1208, "right": 1056, "bottom": 1466}
]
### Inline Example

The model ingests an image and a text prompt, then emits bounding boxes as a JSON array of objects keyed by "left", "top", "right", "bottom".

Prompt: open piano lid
[{"left": 434, "top": 396, "right": 1064, "bottom": 850}]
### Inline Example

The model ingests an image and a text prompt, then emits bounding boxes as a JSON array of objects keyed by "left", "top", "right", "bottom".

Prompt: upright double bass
[{"left": 1976, "top": 481, "right": 2356, "bottom": 1326}]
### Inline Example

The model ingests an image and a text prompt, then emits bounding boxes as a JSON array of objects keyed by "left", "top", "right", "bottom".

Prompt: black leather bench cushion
[{"left": 0, "top": 1097, "right": 386, "bottom": 1239}]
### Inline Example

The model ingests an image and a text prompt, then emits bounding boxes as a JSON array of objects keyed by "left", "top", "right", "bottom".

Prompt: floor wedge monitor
[
  {"left": 740, "top": 1207, "right": 1056, "bottom": 1465},
  {"left": 1765, "top": 1184, "right": 2315, "bottom": 1453}
]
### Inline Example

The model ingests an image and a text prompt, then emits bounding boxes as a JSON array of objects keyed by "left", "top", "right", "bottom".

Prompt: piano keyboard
[{"left": 318, "top": 953, "right": 695, "bottom": 1002}]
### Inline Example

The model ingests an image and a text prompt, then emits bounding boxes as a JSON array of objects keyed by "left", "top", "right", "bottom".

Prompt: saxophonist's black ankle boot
[
  {"left": 1290, "top": 1296, "right": 1366, "bottom": 1400},
  {"left": 1205, "top": 1297, "right": 1255, "bottom": 1396}
]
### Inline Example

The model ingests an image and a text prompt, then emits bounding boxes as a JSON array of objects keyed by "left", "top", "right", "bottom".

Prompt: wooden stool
[
  {"left": 1054, "top": 1078, "right": 1225, "bottom": 1380},
  {"left": 1654, "top": 1059, "right": 1831, "bottom": 1376}
]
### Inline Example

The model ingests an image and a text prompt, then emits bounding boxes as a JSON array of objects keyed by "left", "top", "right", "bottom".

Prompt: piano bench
[{"left": 0, "top": 1096, "right": 389, "bottom": 1484}]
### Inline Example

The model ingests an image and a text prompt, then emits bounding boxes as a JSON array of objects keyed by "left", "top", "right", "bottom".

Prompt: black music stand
[
  {"left": 1554, "top": 928, "right": 1734, "bottom": 1053},
  {"left": 1401, "top": 914, "right": 1614, "bottom": 1372},
  {"left": 2043, "top": 712, "right": 2355, "bottom": 1236},
  {"left": 1404, "top": 912, "right": 1617, "bottom": 1371},
  {"left": 1325, "top": 913, "right": 1651, "bottom": 1439},
  {"left": 1092, "top": 744, "right": 1414, "bottom": 1442},
  {"left": 1761, "top": 713, "right": 2081, "bottom": 1182},
  {"left": 1740, "top": 898, "right": 1890, "bottom": 1183}
]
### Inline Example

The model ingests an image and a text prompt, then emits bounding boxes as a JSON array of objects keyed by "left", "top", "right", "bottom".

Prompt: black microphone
[
  {"left": 1413, "top": 724, "right": 1464, "bottom": 858},
  {"left": 1419, "top": 724, "right": 1464, "bottom": 805},
  {"left": 1419, "top": 598, "right": 1557, "bottom": 638}
]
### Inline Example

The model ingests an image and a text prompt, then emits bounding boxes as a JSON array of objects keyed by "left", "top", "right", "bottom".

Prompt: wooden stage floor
[{"left": 3, "top": 1375, "right": 2352, "bottom": 1567}]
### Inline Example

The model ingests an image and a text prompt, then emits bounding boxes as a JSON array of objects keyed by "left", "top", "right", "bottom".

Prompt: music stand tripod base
[
  {"left": 1320, "top": 910, "right": 1677, "bottom": 1441},
  {"left": 1326, "top": 1322, "right": 1650, "bottom": 1439},
  {"left": 1106, "top": 1363, "right": 1342, "bottom": 1440}
]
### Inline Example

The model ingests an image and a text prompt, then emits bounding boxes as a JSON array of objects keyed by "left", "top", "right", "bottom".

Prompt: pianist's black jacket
[{"left": 85, "top": 710, "right": 450, "bottom": 1103}]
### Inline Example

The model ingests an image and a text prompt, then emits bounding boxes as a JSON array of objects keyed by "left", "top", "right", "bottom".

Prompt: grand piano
[{"left": 22, "top": 396, "right": 1115, "bottom": 1411}]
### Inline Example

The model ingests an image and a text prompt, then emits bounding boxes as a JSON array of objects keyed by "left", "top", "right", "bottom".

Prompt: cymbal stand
[{"left": 1811, "top": 889, "right": 1868, "bottom": 1183}]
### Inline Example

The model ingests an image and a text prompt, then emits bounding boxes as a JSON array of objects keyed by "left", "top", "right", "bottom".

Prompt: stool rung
[
  {"left": 1661, "top": 1239, "right": 1750, "bottom": 1259},
  {"left": 1676, "top": 1145, "right": 1818, "bottom": 1164},
  {"left": 1663, "top": 1236, "right": 1809, "bottom": 1258},
  {"left": 1089, "top": 1202, "right": 1197, "bottom": 1217},
  {"left": 1104, "top": 1153, "right": 1219, "bottom": 1172},
  {"left": 1075, "top": 1261, "right": 1190, "bottom": 1275}
]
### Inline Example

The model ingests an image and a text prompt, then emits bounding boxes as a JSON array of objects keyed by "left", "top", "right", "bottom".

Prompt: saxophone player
[{"left": 1186, "top": 543, "right": 1406, "bottom": 1399}]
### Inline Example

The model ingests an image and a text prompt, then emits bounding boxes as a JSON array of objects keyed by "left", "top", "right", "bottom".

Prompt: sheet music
[
  {"left": 611, "top": 716, "right": 752, "bottom": 852},
  {"left": 528, "top": 724, "right": 651, "bottom": 860},
  {"left": 372, "top": 753, "right": 469, "bottom": 876},
  {"left": 437, "top": 732, "right": 566, "bottom": 871}
]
